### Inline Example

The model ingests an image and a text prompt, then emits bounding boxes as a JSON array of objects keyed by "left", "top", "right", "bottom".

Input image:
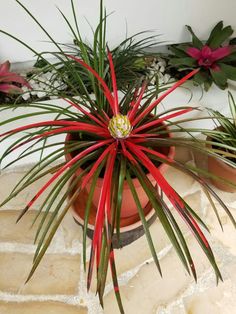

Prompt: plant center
[{"left": 108, "top": 114, "right": 132, "bottom": 139}]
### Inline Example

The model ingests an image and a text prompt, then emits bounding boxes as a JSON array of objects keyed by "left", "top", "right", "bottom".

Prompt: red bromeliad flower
[
  {"left": 186, "top": 45, "right": 231, "bottom": 70},
  {"left": 0, "top": 60, "right": 31, "bottom": 94},
  {"left": 1, "top": 50, "right": 235, "bottom": 313}
]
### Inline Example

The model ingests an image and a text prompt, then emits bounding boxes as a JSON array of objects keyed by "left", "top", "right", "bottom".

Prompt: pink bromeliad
[
  {"left": 0, "top": 60, "right": 31, "bottom": 94},
  {"left": 186, "top": 45, "right": 231, "bottom": 70}
]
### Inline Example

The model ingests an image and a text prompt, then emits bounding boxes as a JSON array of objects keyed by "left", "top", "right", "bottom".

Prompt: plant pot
[
  {"left": 207, "top": 131, "right": 236, "bottom": 192},
  {"left": 70, "top": 180, "right": 157, "bottom": 248}
]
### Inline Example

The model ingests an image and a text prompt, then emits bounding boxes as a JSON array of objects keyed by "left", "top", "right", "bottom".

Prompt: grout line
[
  {"left": 78, "top": 261, "right": 104, "bottom": 314},
  {"left": 0, "top": 241, "right": 80, "bottom": 255},
  {"left": 0, "top": 291, "right": 83, "bottom": 306}
]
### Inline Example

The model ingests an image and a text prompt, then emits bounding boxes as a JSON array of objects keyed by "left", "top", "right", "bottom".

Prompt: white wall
[{"left": 0, "top": 0, "right": 235, "bottom": 63}]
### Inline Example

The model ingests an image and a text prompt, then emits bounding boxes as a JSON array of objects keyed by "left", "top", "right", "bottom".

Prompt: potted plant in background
[
  {"left": 203, "top": 91, "right": 236, "bottom": 192},
  {"left": 1, "top": 0, "right": 168, "bottom": 106},
  {"left": 168, "top": 21, "right": 236, "bottom": 91},
  {"left": 10, "top": 0, "right": 169, "bottom": 105},
  {"left": 20, "top": 30, "right": 163, "bottom": 104},
  {"left": 0, "top": 1, "right": 236, "bottom": 313}
]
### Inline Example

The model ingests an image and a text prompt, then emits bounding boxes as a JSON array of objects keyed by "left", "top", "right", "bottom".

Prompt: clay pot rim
[{"left": 206, "top": 128, "right": 236, "bottom": 172}]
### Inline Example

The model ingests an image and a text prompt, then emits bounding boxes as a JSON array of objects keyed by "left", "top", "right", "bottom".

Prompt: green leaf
[
  {"left": 230, "top": 37, "right": 236, "bottom": 45},
  {"left": 169, "top": 57, "right": 196, "bottom": 67},
  {"left": 220, "top": 51, "right": 236, "bottom": 63},
  {"left": 33, "top": 163, "right": 81, "bottom": 247},
  {"left": 26, "top": 182, "right": 82, "bottom": 283},
  {"left": 228, "top": 91, "right": 236, "bottom": 126},
  {"left": 219, "top": 63, "right": 236, "bottom": 81},
  {"left": 207, "top": 21, "right": 224, "bottom": 47},
  {"left": 33, "top": 58, "right": 49, "bottom": 68},
  {"left": 203, "top": 79, "right": 213, "bottom": 92},
  {"left": 202, "top": 187, "right": 223, "bottom": 230},
  {"left": 186, "top": 25, "right": 203, "bottom": 49},
  {"left": 33, "top": 163, "right": 94, "bottom": 261},
  {"left": 108, "top": 243, "right": 125, "bottom": 314},
  {"left": 140, "top": 140, "right": 236, "bottom": 226},
  {"left": 97, "top": 233, "right": 109, "bottom": 306},
  {"left": 210, "top": 68, "right": 228, "bottom": 89},
  {"left": 193, "top": 70, "right": 213, "bottom": 91},
  {"left": 207, "top": 23, "right": 233, "bottom": 49},
  {"left": 131, "top": 165, "right": 191, "bottom": 275},
  {"left": 126, "top": 169, "right": 162, "bottom": 276},
  {"left": 115, "top": 156, "right": 127, "bottom": 243},
  {"left": 193, "top": 70, "right": 209, "bottom": 84},
  {"left": 169, "top": 45, "right": 188, "bottom": 57},
  {"left": 160, "top": 198, "right": 197, "bottom": 280}
]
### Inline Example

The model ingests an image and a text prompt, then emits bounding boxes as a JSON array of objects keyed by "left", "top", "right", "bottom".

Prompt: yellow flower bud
[{"left": 108, "top": 114, "right": 132, "bottom": 139}]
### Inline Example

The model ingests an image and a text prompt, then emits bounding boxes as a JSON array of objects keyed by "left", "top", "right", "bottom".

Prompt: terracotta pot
[
  {"left": 207, "top": 132, "right": 236, "bottom": 192},
  {"left": 71, "top": 183, "right": 157, "bottom": 248},
  {"left": 65, "top": 122, "right": 175, "bottom": 219}
]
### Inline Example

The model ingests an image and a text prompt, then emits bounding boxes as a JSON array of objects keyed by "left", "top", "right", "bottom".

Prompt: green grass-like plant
[{"left": 204, "top": 91, "right": 236, "bottom": 161}]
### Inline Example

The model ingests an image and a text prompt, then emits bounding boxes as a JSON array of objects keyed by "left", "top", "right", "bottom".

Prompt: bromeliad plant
[
  {"left": 0, "top": 60, "right": 30, "bottom": 101},
  {"left": 1, "top": 1, "right": 236, "bottom": 313},
  {"left": 1, "top": 51, "right": 236, "bottom": 313},
  {"left": 169, "top": 21, "right": 236, "bottom": 90}
]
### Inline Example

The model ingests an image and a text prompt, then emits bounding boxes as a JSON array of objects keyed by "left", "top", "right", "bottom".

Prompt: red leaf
[
  {"left": 132, "top": 69, "right": 199, "bottom": 126},
  {"left": 130, "top": 143, "right": 210, "bottom": 248},
  {"left": 211, "top": 46, "right": 231, "bottom": 61},
  {"left": 63, "top": 98, "right": 108, "bottom": 128},
  {"left": 128, "top": 82, "right": 147, "bottom": 122},
  {"left": 120, "top": 140, "right": 137, "bottom": 163},
  {"left": 7, "top": 124, "right": 111, "bottom": 153},
  {"left": 126, "top": 141, "right": 184, "bottom": 208},
  {"left": 0, "top": 61, "right": 10, "bottom": 74},
  {"left": 186, "top": 47, "right": 201, "bottom": 59},
  {"left": 67, "top": 55, "right": 116, "bottom": 115},
  {"left": 1, "top": 120, "right": 84, "bottom": 137},
  {"left": 0, "top": 83, "right": 23, "bottom": 94},
  {"left": 81, "top": 142, "right": 116, "bottom": 189},
  {"left": 87, "top": 145, "right": 117, "bottom": 289},
  {"left": 17, "top": 139, "right": 114, "bottom": 220},
  {"left": 130, "top": 133, "right": 161, "bottom": 139},
  {"left": 107, "top": 49, "right": 119, "bottom": 115},
  {"left": 133, "top": 107, "right": 193, "bottom": 134},
  {"left": 0, "top": 74, "right": 31, "bottom": 89}
]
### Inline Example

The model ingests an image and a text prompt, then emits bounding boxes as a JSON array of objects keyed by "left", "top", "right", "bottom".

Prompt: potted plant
[
  {"left": 0, "top": 1, "right": 236, "bottom": 313},
  {"left": 168, "top": 21, "right": 236, "bottom": 91},
  {"left": 203, "top": 91, "right": 236, "bottom": 192}
]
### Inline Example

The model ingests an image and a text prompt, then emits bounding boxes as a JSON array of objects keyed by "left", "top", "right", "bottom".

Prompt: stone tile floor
[{"left": 0, "top": 155, "right": 236, "bottom": 314}]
